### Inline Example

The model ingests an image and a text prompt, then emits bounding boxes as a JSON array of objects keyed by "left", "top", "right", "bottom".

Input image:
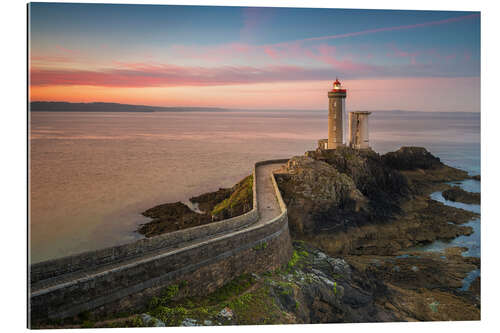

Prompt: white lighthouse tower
[
  {"left": 327, "top": 78, "right": 347, "bottom": 149},
  {"left": 317, "top": 78, "right": 372, "bottom": 151}
]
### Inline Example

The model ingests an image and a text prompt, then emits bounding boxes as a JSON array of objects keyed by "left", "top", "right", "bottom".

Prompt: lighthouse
[
  {"left": 327, "top": 78, "right": 347, "bottom": 149},
  {"left": 317, "top": 78, "right": 371, "bottom": 151}
]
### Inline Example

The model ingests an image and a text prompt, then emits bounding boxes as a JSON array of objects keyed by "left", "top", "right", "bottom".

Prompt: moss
[
  {"left": 140, "top": 272, "right": 294, "bottom": 326},
  {"left": 211, "top": 175, "right": 253, "bottom": 219},
  {"left": 253, "top": 242, "right": 268, "bottom": 251},
  {"left": 150, "top": 306, "right": 188, "bottom": 326},
  {"left": 148, "top": 283, "right": 181, "bottom": 309},
  {"left": 81, "top": 320, "right": 94, "bottom": 328},
  {"left": 227, "top": 286, "right": 286, "bottom": 325},
  {"left": 286, "top": 250, "right": 309, "bottom": 272},
  {"left": 206, "top": 274, "right": 256, "bottom": 304},
  {"left": 124, "top": 316, "right": 145, "bottom": 327}
]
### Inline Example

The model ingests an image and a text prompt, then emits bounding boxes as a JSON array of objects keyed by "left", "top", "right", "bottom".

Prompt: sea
[{"left": 29, "top": 110, "right": 480, "bottom": 266}]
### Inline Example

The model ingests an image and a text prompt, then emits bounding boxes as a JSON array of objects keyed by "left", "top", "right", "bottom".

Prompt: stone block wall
[
  {"left": 30, "top": 163, "right": 260, "bottom": 284},
  {"left": 29, "top": 159, "right": 293, "bottom": 323}
]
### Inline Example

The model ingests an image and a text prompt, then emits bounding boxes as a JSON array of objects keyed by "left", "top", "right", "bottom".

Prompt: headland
[{"left": 31, "top": 145, "right": 480, "bottom": 328}]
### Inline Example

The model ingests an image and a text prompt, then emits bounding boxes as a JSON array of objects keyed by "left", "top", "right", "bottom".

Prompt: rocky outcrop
[
  {"left": 138, "top": 175, "right": 253, "bottom": 237},
  {"left": 275, "top": 156, "right": 368, "bottom": 234},
  {"left": 138, "top": 202, "right": 212, "bottom": 237},
  {"left": 68, "top": 242, "right": 478, "bottom": 328},
  {"left": 307, "top": 147, "right": 411, "bottom": 216},
  {"left": 275, "top": 147, "right": 475, "bottom": 254},
  {"left": 442, "top": 186, "right": 480, "bottom": 204},
  {"left": 381, "top": 146, "right": 443, "bottom": 170},
  {"left": 302, "top": 198, "right": 477, "bottom": 256},
  {"left": 210, "top": 175, "right": 253, "bottom": 221},
  {"left": 190, "top": 188, "right": 232, "bottom": 213}
]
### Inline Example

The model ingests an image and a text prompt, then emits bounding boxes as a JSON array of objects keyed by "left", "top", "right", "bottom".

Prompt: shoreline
[{"left": 31, "top": 146, "right": 482, "bottom": 327}]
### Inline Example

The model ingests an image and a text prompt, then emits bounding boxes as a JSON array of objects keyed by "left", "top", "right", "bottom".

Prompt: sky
[{"left": 29, "top": 3, "right": 480, "bottom": 111}]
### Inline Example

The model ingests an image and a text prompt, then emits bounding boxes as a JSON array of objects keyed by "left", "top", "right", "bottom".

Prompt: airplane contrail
[{"left": 276, "top": 13, "right": 480, "bottom": 45}]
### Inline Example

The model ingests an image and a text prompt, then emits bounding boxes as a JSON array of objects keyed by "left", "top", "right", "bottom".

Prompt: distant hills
[{"left": 30, "top": 102, "right": 227, "bottom": 113}]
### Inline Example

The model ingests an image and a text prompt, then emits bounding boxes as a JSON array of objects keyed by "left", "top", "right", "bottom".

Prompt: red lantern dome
[{"left": 331, "top": 77, "right": 346, "bottom": 92}]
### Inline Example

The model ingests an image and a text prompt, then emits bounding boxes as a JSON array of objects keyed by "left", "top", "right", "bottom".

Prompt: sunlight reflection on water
[{"left": 29, "top": 110, "right": 480, "bottom": 263}]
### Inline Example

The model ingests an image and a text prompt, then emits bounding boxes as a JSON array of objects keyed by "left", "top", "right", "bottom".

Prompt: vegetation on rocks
[
  {"left": 138, "top": 175, "right": 253, "bottom": 237},
  {"left": 211, "top": 175, "right": 253, "bottom": 221},
  {"left": 41, "top": 146, "right": 479, "bottom": 328},
  {"left": 67, "top": 239, "right": 478, "bottom": 328}
]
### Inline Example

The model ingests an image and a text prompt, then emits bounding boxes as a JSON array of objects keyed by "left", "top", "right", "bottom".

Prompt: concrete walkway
[
  {"left": 31, "top": 162, "right": 286, "bottom": 296},
  {"left": 255, "top": 163, "right": 282, "bottom": 223}
]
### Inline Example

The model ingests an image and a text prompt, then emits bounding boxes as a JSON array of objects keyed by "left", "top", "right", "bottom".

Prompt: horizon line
[{"left": 29, "top": 100, "right": 480, "bottom": 113}]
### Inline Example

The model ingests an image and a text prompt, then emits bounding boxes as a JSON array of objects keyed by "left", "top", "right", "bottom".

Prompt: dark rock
[
  {"left": 381, "top": 146, "right": 443, "bottom": 170},
  {"left": 138, "top": 202, "right": 212, "bottom": 237},
  {"left": 138, "top": 175, "right": 253, "bottom": 237},
  {"left": 275, "top": 155, "right": 368, "bottom": 234},
  {"left": 190, "top": 188, "right": 232, "bottom": 213},
  {"left": 442, "top": 186, "right": 480, "bottom": 204}
]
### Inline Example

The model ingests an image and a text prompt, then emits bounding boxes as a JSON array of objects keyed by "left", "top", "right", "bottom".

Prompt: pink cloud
[
  {"left": 30, "top": 64, "right": 338, "bottom": 87},
  {"left": 55, "top": 45, "right": 79, "bottom": 56},
  {"left": 386, "top": 44, "right": 419, "bottom": 65},
  {"left": 31, "top": 55, "right": 72, "bottom": 63}
]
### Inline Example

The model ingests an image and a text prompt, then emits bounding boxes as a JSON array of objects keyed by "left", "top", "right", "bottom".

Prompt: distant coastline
[
  {"left": 29, "top": 101, "right": 227, "bottom": 113},
  {"left": 29, "top": 102, "right": 479, "bottom": 114}
]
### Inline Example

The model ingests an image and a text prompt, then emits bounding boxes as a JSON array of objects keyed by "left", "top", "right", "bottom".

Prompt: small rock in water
[
  {"left": 218, "top": 307, "right": 234, "bottom": 320},
  {"left": 203, "top": 320, "right": 213, "bottom": 326}
]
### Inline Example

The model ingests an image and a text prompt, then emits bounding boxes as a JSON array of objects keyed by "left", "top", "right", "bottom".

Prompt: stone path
[{"left": 31, "top": 162, "right": 286, "bottom": 296}]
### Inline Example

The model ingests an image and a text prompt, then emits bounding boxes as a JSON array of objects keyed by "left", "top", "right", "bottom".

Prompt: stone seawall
[
  {"left": 30, "top": 164, "right": 260, "bottom": 284},
  {"left": 29, "top": 159, "right": 293, "bottom": 323}
]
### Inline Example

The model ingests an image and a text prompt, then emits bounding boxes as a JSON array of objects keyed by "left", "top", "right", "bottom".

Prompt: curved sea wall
[
  {"left": 30, "top": 163, "right": 260, "bottom": 284},
  {"left": 30, "top": 159, "right": 293, "bottom": 322}
]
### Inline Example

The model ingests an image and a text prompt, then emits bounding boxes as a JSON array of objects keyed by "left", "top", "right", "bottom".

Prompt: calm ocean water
[{"left": 29, "top": 110, "right": 480, "bottom": 263}]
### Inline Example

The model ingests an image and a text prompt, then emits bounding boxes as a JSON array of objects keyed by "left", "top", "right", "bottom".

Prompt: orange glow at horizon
[{"left": 30, "top": 76, "right": 480, "bottom": 112}]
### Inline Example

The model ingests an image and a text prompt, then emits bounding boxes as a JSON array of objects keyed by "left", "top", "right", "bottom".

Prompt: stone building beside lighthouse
[
  {"left": 348, "top": 111, "right": 371, "bottom": 149},
  {"left": 318, "top": 78, "right": 372, "bottom": 150}
]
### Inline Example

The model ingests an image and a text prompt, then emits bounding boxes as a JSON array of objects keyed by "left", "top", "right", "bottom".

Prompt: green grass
[
  {"left": 140, "top": 272, "right": 294, "bottom": 326},
  {"left": 286, "top": 250, "right": 309, "bottom": 272},
  {"left": 211, "top": 175, "right": 253, "bottom": 218},
  {"left": 253, "top": 242, "right": 268, "bottom": 251},
  {"left": 148, "top": 283, "right": 182, "bottom": 309}
]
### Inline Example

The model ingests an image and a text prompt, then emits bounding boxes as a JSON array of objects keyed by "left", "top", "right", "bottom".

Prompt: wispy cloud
[
  {"left": 30, "top": 58, "right": 477, "bottom": 88},
  {"left": 283, "top": 13, "right": 479, "bottom": 44}
]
